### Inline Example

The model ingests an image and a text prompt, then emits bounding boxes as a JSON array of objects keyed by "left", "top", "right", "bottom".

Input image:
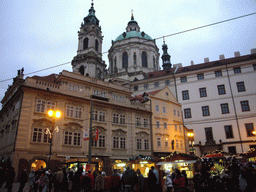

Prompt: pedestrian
[
  {"left": 72, "top": 168, "right": 82, "bottom": 192},
  {"left": 5, "top": 167, "right": 15, "bottom": 192},
  {"left": 0, "top": 166, "right": 5, "bottom": 188},
  {"left": 81, "top": 171, "right": 92, "bottom": 192},
  {"left": 164, "top": 170, "right": 173, "bottom": 192},
  {"left": 28, "top": 169, "right": 35, "bottom": 192},
  {"left": 48, "top": 169, "right": 54, "bottom": 192},
  {"left": 35, "top": 174, "right": 44, "bottom": 192},
  {"left": 136, "top": 169, "right": 145, "bottom": 192},
  {"left": 151, "top": 166, "right": 160, "bottom": 192},
  {"left": 18, "top": 169, "right": 28, "bottom": 192},
  {"left": 173, "top": 169, "right": 185, "bottom": 192},
  {"left": 88, "top": 170, "right": 95, "bottom": 189},
  {"left": 122, "top": 166, "right": 137, "bottom": 192},
  {"left": 192, "top": 169, "right": 204, "bottom": 192},
  {"left": 42, "top": 171, "right": 50, "bottom": 192},
  {"left": 67, "top": 169, "right": 74, "bottom": 192},
  {"left": 148, "top": 169, "right": 157, "bottom": 192},
  {"left": 181, "top": 170, "right": 189, "bottom": 191},
  {"left": 53, "top": 167, "right": 64, "bottom": 192},
  {"left": 94, "top": 171, "right": 104, "bottom": 192},
  {"left": 110, "top": 169, "right": 121, "bottom": 192}
]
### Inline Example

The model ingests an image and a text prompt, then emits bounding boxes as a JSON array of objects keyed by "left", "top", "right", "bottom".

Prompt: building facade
[
  {"left": 0, "top": 70, "right": 152, "bottom": 179},
  {"left": 130, "top": 49, "right": 256, "bottom": 156}
]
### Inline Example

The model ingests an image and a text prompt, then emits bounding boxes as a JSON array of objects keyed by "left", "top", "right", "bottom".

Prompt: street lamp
[
  {"left": 187, "top": 131, "right": 194, "bottom": 155},
  {"left": 46, "top": 109, "right": 61, "bottom": 168}
]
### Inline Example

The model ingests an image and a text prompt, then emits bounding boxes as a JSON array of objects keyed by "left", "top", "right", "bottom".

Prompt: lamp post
[
  {"left": 187, "top": 130, "right": 194, "bottom": 155},
  {"left": 46, "top": 109, "right": 61, "bottom": 168}
]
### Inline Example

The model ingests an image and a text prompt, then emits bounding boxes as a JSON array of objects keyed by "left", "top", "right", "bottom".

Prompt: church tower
[
  {"left": 161, "top": 39, "right": 172, "bottom": 70},
  {"left": 71, "top": 1, "right": 106, "bottom": 79}
]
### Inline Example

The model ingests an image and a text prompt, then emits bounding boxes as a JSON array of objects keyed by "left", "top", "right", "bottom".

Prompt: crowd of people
[{"left": 0, "top": 160, "right": 255, "bottom": 192}]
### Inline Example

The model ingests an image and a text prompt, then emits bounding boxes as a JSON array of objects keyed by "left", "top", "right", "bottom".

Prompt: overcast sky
[{"left": 0, "top": 0, "right": 256, "bottom": 107}]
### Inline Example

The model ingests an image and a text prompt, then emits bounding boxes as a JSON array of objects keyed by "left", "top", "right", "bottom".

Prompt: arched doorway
[{"left": 31, "top": 159, "right": 46, "bottom": 171}]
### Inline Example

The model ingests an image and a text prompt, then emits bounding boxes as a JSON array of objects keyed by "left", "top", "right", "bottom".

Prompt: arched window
[
  {"left": 95, "top": 39, "right": 99, "bottom": 52},
  {"left": 83, "top": 38, "right": 89, "bottom": 49},
  {"left": 122, "top": 52, "right": 128, "bottom": 69},
  {"left": 142, "top": 51, "right": 148, "bottom": 67},
  {"left": 79, "top": 66, "right": 85, "bottom": 76}
]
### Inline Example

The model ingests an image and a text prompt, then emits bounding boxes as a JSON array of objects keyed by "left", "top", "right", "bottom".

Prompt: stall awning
[{"left": 156, "top": 160, "right": 197, "bottom": 165}]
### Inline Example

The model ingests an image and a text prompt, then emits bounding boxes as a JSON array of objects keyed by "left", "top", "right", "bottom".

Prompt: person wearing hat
[{"left": 164, "top": 170, "right": 173, "bottom": 192}]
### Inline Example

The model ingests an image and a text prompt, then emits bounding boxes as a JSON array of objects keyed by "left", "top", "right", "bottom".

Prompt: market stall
[
  {"left": 156, "top": 152, "right": 198, "bottom": 179},
  {"left": 128, "top": 155, "right": 156, "bottom": 177}
]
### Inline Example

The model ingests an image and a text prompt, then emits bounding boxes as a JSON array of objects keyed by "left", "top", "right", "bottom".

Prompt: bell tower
[
  {"left": 71, "top": 1, "right": 106, "bottom": 79},
  {"left": 161, "top": 38, "right": 172, "bottom": 70}
]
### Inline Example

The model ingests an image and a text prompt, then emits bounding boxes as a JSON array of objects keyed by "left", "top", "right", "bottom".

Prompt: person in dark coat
[
  {"left": 81, "top": 172, "right": 92, "bottom": 192},
  {"left": 72, "top": 169, "right": 82, "bottom": 192},
  {"left": 18, "top": 169, "right": 28, "bottom": 192},
  {"left": 0, "top": 166, "right": 5, "bottom": 188},
  {"left": 110, "top": 169, "right": 121, "bottom": 192},
  {"left": 136, "top": 169, "right": 145, "bottom": 192},
  {"left": 148, "top": 169, "right": 157, "bottom": 192},
  {"left": 6, "top": 167, "right": 15, "bottom": 192}
]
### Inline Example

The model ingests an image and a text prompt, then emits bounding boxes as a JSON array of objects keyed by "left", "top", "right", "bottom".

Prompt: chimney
[
  {"left": 234, "top": 51, "right": 240, "bottom": 57},
  {"left": 219, "top": 54, "right": 225, "bottom": 60},
  {"left": 191, "top": 61, "right": 194, "bottom": 66},
  {"left": 204, "top": 58, "right": 209, "bottom": 63},
  {"left": 251, "top": 48, "right": 256, "bottom": 54}
]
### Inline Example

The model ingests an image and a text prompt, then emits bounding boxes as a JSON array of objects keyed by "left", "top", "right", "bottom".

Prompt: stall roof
[{"left": 157, "top": 160, "right": 197, "bottom": 165}]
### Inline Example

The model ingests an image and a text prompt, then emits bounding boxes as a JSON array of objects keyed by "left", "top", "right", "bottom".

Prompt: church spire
[
  {"left": 82, "top": 0, "right": 99, "bottom": 26},
  {"left": 161, "top": 37, "right": 172, "bottom": 70}
]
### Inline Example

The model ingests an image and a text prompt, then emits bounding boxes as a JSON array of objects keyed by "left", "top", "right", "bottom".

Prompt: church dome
[
  {"left": 113, "top": 14, "right": 153, "bottom": 42},
  {"left": 114, "top": 31, "right": 153, "bottom": 42}
]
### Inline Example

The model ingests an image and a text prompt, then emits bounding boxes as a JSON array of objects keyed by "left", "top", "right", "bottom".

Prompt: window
[
  {"left": 36, "top": 100, "right": 55, "bottom": 113},
  {"left": 66, "top": 105, "right": 82, "bottom": 119},
  {"left": 253, "top": 64, "right": 256, "bottom": 71},
  {"left": 98, "top": 135, "right": 105, "bottom": 147},
  {"left": 241, "top": 101, "right": 250, "bottom": 112},
  {"left": 144, "top": 84, "right": 148, "bottom": 90},
  {"left": 113, "top": 114, "right": 126, "bottom": 125},
  {"left": 224, "top": 125, "right": 234, "bottom": 139},
  {"left": 182, "top": 90, "right": 189, "bottom": 100},
  {"left": 180, "top": 76, "right": 187, "bottom": 83},
  {"left": 144, "top": 139, "right": 149, "bottom": 150},
  {"left": 92, "top": 111, "right": 106, "bottom": 122},
  {"left": 179, "top": 125, "right": 182, "bottom": 132},
  {"left": 174, "top": 109, "right": 176, "bottom": 116},
  {"left": 221, "top": 103, "right": 230, "bottom": 114},
  {"left": 32, "top": 128, "right": 50, "bottom": 143},
  {"left": 245, "top": 123, "right": 254, "bottom": 137},
  {"left": 217, "top": 84, "right": 226, "bottom": 95},
  {"left": 134, "top": 86, "right": 138, "bottom": 91},
  {"left": 215, "top": 70, "right": 222, "bottom": 77},
  {"left": 205, "top": 127, "right": 214, "bottom": 142},
  {"left": 95, "top": 39, "right": 99, "bottom": 51},
  {"left": 83, "top": 38, "right": 88, "bottom": 49},
  {"left": 175, "top": 125, "right": 178, "bottom": 131},
  {"left": 143, "top": 118, "right": 148, "bottom": 128},
  {"left": 142, "top": 52, "right": 148, "bottom": 67},
  {"left": 199, "top": 88, "right": 207, "bottom": 97},
  {"left": 197, "top": 73, "right": 204, "bottom": 80},
  {"left": 202, "top": 106, "right": 210, "bottom": 116},
  {"left": 157, "top": 138, "right": 161, "bottom": 147},
  {"left": 176, "top": 140, "right": 179, "bottom": 149},
  {"left": 165, "top": 140, "right": 169, "bottom": 147},
  {"left": 122, "top": 52, "right": 128, "bottom": 68},
  {"left": 64, "top": 131, "right": 81, "bottom": 146},
  {"left": 154, "top": 82, "right": 159, "bottom": 88},
  {"left": 156, "top": 121, "right": 160, "bottom": 128},
  {"left": 236, "top": 82, "right": 246, "bottom": 92},
  {"left": 233, "top": 67, "right": 241, "bottom": 74},
  {"left": 163, "top": 107, "right": 166, "bottom": 113},
  {"left": 180, "top": 140, "right": 183, "bottom": 149},
  {"left": 165, "top": 80, "right": 170, "bottom": 86},
  {"left": 136, "top": 117, "right": 141, "bottom": 126},
  {"left": 164, "top": 122, "right": 167, "bottom": 129},
  {"left": 156, "top": 105, "right": 159, "bottom": 111},
  {"left": 184, "top": 108, "right": 192, "bottom": 118},
  {"left": 177, "top": 111, "right": 180, "bottom": 116},
  {"left": 137, "top": 139, "right": 142, "bottom": 150},
  {"left": 228, "top": 146, "right": 237, "bottom": 155},
  {"left": 113, "top": 137, "right": 126, "bottom": 149}
]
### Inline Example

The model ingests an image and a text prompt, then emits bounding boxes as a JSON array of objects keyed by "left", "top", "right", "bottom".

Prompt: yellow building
[{"left": 0, "top": 70, "right": 152, "bottom": 179}]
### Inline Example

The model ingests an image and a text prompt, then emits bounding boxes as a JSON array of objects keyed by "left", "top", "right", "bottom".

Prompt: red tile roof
[{"left": 32, "top": 74, "right": 58, "bottom": 83}]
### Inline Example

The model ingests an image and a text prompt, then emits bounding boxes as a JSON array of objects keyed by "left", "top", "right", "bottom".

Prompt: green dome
[{"left": 114, "top": 31, "right": 153, "bottom": 42}]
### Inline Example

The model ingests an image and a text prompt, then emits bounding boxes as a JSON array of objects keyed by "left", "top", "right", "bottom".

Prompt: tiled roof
[
  {"left": 146, "top": 53, "right": 256, "bottom": 79},
  {"left": 32, "top": 74, "right": 58, "bottom": 83}
]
